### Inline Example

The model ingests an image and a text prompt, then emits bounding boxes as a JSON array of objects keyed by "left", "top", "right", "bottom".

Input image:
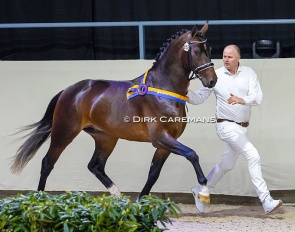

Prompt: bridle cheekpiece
[{"left": 184, "top": 36, "right": 214, "bottom": 80}]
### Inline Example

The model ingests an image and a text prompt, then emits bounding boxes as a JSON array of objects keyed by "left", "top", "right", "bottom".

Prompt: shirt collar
[{"left": 223, "top": 64, "right": 242, "bottom": 76}]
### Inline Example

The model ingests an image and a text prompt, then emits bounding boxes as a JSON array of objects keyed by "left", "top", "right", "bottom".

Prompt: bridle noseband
[{"left": 184, "top": 37, "right": 214, "bottom": 81}]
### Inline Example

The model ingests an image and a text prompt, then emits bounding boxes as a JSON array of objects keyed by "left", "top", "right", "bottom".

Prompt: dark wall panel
[{"left": 0, "top": 0, "right": 294, "bottom": 60}]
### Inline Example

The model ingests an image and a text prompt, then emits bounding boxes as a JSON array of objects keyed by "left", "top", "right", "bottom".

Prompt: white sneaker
[
  {"left": 262, "top": 196, "right": 283, "bottom": 214},
  {"left": 192, "top": 186, "right": 206, "bottom": 213}
]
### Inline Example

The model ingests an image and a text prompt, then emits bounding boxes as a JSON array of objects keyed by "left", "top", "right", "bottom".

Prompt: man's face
[{"left": 222, "top": 46, "right": 240, "bottom": 73}]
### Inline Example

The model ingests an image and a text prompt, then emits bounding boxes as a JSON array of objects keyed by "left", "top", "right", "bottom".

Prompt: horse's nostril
[{"left": 209, "top": 80, "right": 216, "bottom": 88}]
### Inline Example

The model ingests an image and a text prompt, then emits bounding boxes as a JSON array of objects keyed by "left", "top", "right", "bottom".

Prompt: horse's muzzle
[
  {"left": 201, "top": 77, "right": 217, "bottom": 88},
  {"left": 208, "top": 79, "right": 216, "bottom": 88}
]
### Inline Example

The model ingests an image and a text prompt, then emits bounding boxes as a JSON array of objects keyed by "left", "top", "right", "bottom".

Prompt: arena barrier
[{"left": 0, "top": 59, "right": 294, "bottom": 200}]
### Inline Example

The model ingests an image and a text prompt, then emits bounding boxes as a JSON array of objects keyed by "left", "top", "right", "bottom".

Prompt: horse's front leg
[
  {"left": 150, "top": 129, "right": 210, "bottom": 204},
  {"left": 139, "top": 148, "right": 170, "bottom": 199}
]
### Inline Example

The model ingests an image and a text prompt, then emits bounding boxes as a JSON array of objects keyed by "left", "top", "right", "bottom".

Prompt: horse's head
[{"left": 181, "top": 22, "right": 217, "bottom": 88}]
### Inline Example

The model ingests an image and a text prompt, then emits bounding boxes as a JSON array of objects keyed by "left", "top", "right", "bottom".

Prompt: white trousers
[{"left": 207, "top": 121, "right": 269, "bottom": 202}]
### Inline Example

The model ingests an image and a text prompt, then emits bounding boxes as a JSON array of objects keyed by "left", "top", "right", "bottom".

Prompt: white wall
[{"left": 0, "top": 59, "right": 294, "bottom": 197}]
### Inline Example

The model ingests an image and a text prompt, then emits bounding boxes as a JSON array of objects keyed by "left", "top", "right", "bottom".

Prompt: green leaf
[
  {"left": 0, "top": 191, "right": 180, "bottom": 231},
  {"left": 63, "top": 221, "right": 70, "bottom": 232},
  {"left": 152, "top": 208, "right": 159, "bottom": 221}
]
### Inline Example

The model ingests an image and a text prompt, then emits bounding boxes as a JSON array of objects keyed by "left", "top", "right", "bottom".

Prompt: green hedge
[{"left": 0, "top": 191, "right": 180, "bottom": 231}]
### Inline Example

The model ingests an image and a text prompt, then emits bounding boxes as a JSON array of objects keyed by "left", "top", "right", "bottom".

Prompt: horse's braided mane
[{"left": 152, "top": 29, "right": 189, "bottom": 68}]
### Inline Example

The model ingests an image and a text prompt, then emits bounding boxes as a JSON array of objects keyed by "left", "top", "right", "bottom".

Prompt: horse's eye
[{"left": 194, "top": 50, "right": 200, "bottom": 55}]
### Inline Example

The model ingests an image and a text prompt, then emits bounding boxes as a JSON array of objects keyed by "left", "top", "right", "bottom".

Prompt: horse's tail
[{"left": 11, "top": 90, "right": 64, "bottom": 174}]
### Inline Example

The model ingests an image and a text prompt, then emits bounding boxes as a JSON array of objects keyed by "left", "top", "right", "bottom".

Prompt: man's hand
[{"left": 228, "top": 93, "right": 245, "bottom": 105}]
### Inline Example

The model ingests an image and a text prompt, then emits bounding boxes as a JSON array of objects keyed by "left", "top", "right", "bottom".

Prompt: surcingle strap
[{"left": 126, "top": 69, "right": 188, "bottom": 104}]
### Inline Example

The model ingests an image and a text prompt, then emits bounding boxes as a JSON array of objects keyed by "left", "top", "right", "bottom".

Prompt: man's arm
[
  {"left": 242, "top": 70, "right": 263, "bottom": 106},
  {"left": 187, "top": 87, "right": 213, "bottom": 105},
  {"left": 228, "top": 93, "right": 245, "bottom": 105},
  {"left": 228, "top": 69, "right": 262, "bottom": 106}
]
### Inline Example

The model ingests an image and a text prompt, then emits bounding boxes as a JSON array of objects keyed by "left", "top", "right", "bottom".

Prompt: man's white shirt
[{"left": 187, "top": 65, "right": 262, "bottom": 122}]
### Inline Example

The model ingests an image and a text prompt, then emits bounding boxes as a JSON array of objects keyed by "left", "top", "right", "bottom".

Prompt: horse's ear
[
  {"left": 200, "top": 21, "right": 209, "bottom": 35},
  {"left": 191, "top": 24, "right": 198, "bottom": 37}
]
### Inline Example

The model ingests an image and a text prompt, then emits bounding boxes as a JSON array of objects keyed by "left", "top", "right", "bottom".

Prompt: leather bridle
[{"left": 184, "top": 37, "right": 214, "bottom": 81}]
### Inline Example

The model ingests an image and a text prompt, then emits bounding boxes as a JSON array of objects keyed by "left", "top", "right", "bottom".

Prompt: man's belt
[{"left": 216, "top": 119, "right": 249, "bottom": 127}]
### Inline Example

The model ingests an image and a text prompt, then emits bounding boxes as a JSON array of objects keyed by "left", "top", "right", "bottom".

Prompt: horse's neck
[
  {"left": 147, "top": 36, "right": 190, "bottom": 95},
  {"left": 149, "top": 67, "right": 190, "bottom": 96}
]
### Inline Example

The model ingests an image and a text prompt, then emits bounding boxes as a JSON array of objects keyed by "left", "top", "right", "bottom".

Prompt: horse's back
[
  {"left": 59, "top": 78, "right": 137, "bottom": 115},
  {"left": 55, "top": 78, "right": 150, "bottom": 139},
  {"left": 55, "top": 77, "right": 187, "bottom": 141}
]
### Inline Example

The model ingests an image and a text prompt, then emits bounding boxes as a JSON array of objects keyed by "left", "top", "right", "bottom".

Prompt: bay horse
[{"left": 11, "top": 22, "right": 217, "bottom": 203}]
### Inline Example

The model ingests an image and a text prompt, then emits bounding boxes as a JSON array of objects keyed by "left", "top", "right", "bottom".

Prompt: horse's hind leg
[
  {"left": 139, "top": 148, "right": 170, "bottom": 199},
  {"left": 37, "top": 112, "right": 84, "bottom": 191},
  {"left": 37, "top": 145, "right": 70, "bottom": 191},
  {"left": 86, "top": 130, "right": 119, "bottom": 195}
]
